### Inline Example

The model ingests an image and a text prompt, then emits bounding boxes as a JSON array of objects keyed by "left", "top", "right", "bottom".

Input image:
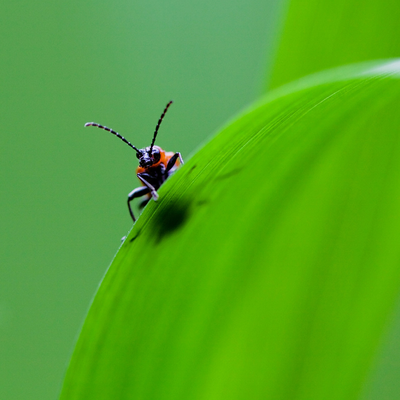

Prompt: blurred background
[
  {"left": 2, "top": 0, "right": 400, "bottom": 399},
  {"left": 0, "top": 0, "right": 283, "bottom": 399}
]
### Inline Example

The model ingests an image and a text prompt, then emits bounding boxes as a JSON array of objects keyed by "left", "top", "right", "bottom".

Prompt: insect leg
[
  {"left": 166, "top": 152, "right": 184, "bottom": 172},
  {"left": 127, "top": 186, "right": 150, "bottom": 222},
  {"left": 137, "top": 174, "right": 159, "bottom": 201}
]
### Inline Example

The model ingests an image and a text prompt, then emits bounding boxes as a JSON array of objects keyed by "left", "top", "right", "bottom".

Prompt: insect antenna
[
  {"left": 149, "top": 100, "right": 173, "bottom": 154},
  {"left": 84, "top": 122, "right": 141, "bottom": 155}
]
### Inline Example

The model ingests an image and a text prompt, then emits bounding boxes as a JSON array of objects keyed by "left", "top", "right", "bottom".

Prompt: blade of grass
[
  {"left": 61, "top": 60, "right": 400, "bottom": 400},
  {"left": 269, "top": 0, "right": 400, "bottom": 89}
]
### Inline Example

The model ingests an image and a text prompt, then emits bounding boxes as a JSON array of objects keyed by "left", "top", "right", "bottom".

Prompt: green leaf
[
  {"left": 60, "top": 60, "right": 400, "bottom": 400},
  {"left": 270, "top": 0, "right": 400, "bottom": 89}
]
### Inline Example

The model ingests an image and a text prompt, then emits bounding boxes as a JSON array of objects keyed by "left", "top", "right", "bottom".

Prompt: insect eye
[{"left": 152, "top": 149, "right": 161, "bottom": 162}]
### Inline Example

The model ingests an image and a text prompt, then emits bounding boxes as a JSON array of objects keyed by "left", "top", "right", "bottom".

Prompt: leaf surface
[
  {"left": 61, "top": 61, "right": 400, "bottom": 400},
  {"left": 270, "top": 0, "right": 400, "bottom": 88}
]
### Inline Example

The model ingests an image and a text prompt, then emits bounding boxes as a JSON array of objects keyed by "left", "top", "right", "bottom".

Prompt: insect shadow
[
  {"left": 151, "top": 198, "right": 191, "bottom": 243},
  {"left": 129, "top": 228, "right": 142, "bottom": 243},
  {"left": 214, "top": 167, "right": 242, "bottom": 181}
]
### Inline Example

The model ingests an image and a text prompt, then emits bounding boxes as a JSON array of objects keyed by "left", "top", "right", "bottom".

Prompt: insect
[{"left": 85, "top": 100, "right": 183, "bottom": 222}]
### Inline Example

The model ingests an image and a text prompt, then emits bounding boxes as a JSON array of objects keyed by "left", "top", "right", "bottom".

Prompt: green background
[
  {"left": 2, "top": 0, "right": 400, "bottom": 399},
  {"left": 0, "top": 0, "right": 282, "bottom": 399}
]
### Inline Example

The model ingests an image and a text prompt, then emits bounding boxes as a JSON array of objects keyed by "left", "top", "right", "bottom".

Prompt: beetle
[{"left": 85, "top": 100, "right": 183, "bottom": 222}]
